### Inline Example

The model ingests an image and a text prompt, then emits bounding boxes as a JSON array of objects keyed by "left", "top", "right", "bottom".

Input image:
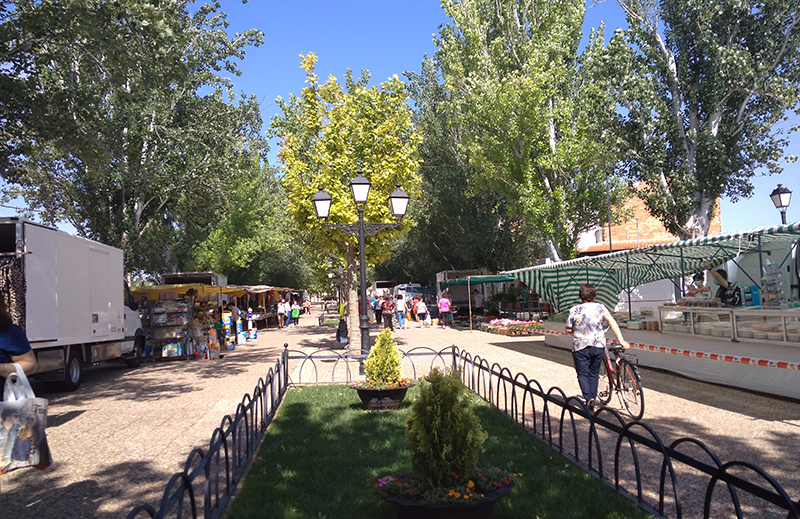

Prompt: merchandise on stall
[{"left": 147, "top": 298, "right": 191, "bottom": 360}]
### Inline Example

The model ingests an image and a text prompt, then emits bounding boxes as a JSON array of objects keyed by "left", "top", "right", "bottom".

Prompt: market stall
[
  {"left": 501, "top": 222, "right": 800, "bottom": 400},
  {"left": 131, "top": 283, "right": 248, "bottom": 361},
  {"left": 438, "top": 275, "right": 515, "bottom": 330},
  {"left": 227, "top": 284, "right": 295, "bottom": 331}
]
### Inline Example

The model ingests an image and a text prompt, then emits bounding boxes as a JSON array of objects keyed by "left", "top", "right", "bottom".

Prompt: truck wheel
[
  {"left": 125, "top": 338, "right": 144, "bottom": 368},
  {"left": 59, "top": 350, "right": 82, "bottom": 392}
]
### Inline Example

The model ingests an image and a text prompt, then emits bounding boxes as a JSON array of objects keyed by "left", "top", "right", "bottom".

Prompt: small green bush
[
  {"left": 405, "top": 368, "right": 487, "bottom": 488},
  {"left": 363, "top": 328, "right": 401, "bottom": 386}
]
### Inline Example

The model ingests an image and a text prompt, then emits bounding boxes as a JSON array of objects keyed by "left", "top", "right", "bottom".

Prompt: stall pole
[
  {"left": 680, "top": 247, "right": 686, "bottom": 295},
  {"left": 468, "top": 277, "right": 473, "bottom": 331},
  {"left": 626, "top": 254, "right": 633, "bottom": 320}
]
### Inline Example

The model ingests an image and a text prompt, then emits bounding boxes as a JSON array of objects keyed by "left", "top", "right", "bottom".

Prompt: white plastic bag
[
  {"left": 1, "top": 363, "right": 53, "bottom": 474},
  {"left": 4, "top": 363, "right": 36, "bottom": 402}
]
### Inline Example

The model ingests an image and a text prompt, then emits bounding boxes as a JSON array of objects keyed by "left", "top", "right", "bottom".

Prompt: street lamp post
[
  {"left": 769, "top": 184, "right": 792, "bottom": 225},
  {"left": 312, "top": 173, "right": 409, "bottom": 359}
]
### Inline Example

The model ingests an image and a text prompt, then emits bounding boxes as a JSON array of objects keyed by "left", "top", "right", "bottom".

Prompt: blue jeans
[
  {"left": 572, "top": 347, "right": 605, "bottom": 402},
  {"left": 396, "top": 312, "right": 406, "bottom": 328}
]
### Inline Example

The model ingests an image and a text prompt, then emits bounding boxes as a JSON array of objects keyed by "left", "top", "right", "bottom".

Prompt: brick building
[{"left": 577, "top": 196, "right": 722, "bottom": 256}]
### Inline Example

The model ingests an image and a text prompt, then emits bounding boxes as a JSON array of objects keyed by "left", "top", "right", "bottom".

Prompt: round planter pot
[
  {"left": 354, "top": 386, "right": 410, "bottom": 411},
  {"left": 384, "top": 481, "right": 513, "bottom": 519}
]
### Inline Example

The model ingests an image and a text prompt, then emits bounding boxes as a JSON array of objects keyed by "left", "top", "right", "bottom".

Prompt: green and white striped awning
[{"left": 501, "top": 222, "right": 800, "bottom": 313}]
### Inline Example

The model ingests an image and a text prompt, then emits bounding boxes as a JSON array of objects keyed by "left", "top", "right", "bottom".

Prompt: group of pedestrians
[
  {"left": 369, "top": 292, "right": 463, "bottom": 330},
  {"left": 276, "top": 299, "right": 302, "bottom": 328}
]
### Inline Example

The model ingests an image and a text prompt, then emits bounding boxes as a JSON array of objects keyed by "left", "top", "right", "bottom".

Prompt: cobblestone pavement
[{"left": 1, "top": 311, "right": 798, "bottom": 518}]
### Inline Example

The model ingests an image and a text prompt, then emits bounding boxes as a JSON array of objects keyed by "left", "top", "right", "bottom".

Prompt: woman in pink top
[{"left": 438, "top": 293, "right": 452, "bottom": 329}]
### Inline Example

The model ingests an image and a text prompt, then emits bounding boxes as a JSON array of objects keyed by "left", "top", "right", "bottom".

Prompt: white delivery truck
[{"left": 0, "top": 218, "right": 145, "bottom": 391}]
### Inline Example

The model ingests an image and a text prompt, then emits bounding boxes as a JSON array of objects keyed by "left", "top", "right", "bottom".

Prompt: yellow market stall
[{"left": 131, "top": 283, "right": 248, "bottom": 361}]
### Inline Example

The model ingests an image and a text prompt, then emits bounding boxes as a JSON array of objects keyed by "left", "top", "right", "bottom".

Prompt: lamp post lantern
[
  {"left": 311, "top": 173, "right": 409, "bottom": 361},
  {"left": 769, "top": 184, "right": 792, "bottom": 225}
]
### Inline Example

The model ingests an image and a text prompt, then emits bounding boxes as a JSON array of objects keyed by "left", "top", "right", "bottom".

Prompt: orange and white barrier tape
[{"left": 524, "top": 328, "right": 800, "bottom": 371}]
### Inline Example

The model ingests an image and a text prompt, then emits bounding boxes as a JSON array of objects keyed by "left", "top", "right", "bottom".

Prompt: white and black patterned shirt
[{"left": 566, "top": 302, "right": 611, "bottom": 351}]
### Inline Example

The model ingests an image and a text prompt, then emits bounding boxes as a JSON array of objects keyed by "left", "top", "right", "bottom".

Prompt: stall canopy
[
  {"left": 437, "top": 275, "right": 515, "bottom": 291},
  {"left": 501, "top": 222, "right": 800, "bottom": 313},
  {"left": 227, "top": 285, "right": 295, "bottom": 294},
  {"left": 131, "top": 283, "right": 248, "bottom": 298}
]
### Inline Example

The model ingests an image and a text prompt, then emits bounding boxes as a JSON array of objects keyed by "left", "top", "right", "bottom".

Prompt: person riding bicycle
[{"left": 565, "top": 284, "right": 630, "bottom": 410}]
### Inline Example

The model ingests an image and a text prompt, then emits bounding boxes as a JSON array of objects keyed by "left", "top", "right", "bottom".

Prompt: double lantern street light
[{"left": 312, "top": 172, "right": 410, "bottom": 358}]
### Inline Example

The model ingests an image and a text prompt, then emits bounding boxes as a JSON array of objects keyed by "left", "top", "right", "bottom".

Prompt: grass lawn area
[{"left": 226, "top": 385, "right": 653, "bottom": 519}]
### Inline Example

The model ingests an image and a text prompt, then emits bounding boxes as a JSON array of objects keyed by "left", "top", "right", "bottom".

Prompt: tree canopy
[
  {"left": 1, "top": 0, "right": 268, "bottom": 276},
  {"left": 270, "top": 52, "right": 422, "bottom": 332},
  {"left": 603, "top": 0, "right": 800, "bottom": 239},
  {"left": 430, "top": 0, "right": 628, "bottom": 261}
]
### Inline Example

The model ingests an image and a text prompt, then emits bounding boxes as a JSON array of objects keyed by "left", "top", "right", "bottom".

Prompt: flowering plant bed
[
  {"left": 350, "top": 377, "right": 412, "bottom": 390},
  {"left": 369, "top": 467, "right": 517, "bottom": 504}
]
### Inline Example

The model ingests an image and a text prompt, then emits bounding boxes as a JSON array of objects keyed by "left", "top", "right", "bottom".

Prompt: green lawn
[{"left": 226, "top": 385, "right": 653, "bottom": 519}]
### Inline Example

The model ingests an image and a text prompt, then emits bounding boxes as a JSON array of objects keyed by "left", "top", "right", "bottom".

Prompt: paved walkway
[{"left": 0, "top": 312, "right": 797, "bottom": 518}]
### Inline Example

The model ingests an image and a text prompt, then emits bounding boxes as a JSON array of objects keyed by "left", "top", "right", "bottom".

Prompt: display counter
[
  {"left": 658, "top": 306, "right": 800, "bottom": 344},
  {"left": 543, "top": 318, "right": 800, "bottom": 401},
  {"left": 658, "top": 306, "right": 734, "bottom": 339}
]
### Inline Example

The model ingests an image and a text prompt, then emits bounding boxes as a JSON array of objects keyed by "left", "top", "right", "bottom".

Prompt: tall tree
[
  {"left": 376, "top": 57, "right": 545, "bottom": 285},
  {"left": 270, "top": 52, "right": 422, "bottom": 337},
  {"left": 185, "top": 160, "right": 321, "bottom": 288},
  {"left": 605, "top": 0, "right": 800, "bottom": 239},
  {"left": 433, "top": 0, "right": 628, "bottom": 261},
  {"left": 0, "top": 0, "right": 266, "bottom": 275}
]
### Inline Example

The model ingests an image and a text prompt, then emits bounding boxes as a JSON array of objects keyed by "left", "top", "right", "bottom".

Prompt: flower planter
[
  {"left": 355, "top": 386, "right": 410, "bottom": 411},
  {"left": 384, "top": 481, "right": 513, "bottom": 519}
]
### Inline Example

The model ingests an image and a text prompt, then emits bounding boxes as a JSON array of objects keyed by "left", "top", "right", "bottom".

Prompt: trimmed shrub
[
  {"left": 405, "top": 368, "right": 487, "bottom": 488},
  {"left": 363, "top": 328, "right": 401, "bottom": 386}
]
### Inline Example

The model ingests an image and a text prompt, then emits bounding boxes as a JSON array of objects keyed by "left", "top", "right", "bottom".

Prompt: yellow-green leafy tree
[{"left": 270, "top": 53, "right": 422, "bottom": 339}]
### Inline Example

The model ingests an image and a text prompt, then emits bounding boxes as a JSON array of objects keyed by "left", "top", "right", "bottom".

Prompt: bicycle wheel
[
  {"left": 597, "top": 355, "right": 613, "bottom": 405},
  {"left": 619, "top": 361, "right": 645, "bottom": 420}
]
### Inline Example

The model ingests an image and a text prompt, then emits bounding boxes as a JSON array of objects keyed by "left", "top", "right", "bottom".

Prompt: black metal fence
[
  {"left": 455, "top": 348, "right": 800, "bottom": 519},
  {"left": 126, "top": 349, "right": 289, "bottom": 519},
  {"left": 128, "top": 344, "right": 799, "bottom": 519}
]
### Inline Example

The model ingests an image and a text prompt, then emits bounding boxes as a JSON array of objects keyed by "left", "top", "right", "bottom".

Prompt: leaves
[
  {"left": 605, "top": 0, "right": 800, "bottom": 238},
  {"left": 271, "top": 53, "right": 422, "bottom": 330}
]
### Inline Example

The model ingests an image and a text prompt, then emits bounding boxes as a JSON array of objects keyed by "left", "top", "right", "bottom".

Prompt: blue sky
[{"left": 2, "top": 0, "right": 798, "bottom": 231}]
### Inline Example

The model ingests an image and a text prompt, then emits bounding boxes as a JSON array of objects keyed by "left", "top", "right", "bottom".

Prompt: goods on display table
[
  {"left": 480, "top": 317, "right": 544, "bottom": 336},
  {"left": 760, "top": 261, "right": 785, "bottom": 307},
  {"left": 146, "top": 298, "right": 191, "bottom": 360},
  {"left": 134, "top": 283, "right": 249, "bottom": 362}
]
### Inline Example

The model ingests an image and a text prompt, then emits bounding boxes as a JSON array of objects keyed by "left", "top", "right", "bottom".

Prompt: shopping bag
[{"left": 0, "top": 364, "right": 53, "bottom": 474}]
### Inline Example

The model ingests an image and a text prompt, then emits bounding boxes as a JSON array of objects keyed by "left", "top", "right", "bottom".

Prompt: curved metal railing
[
  {"left": 126, "top": 348, "right": 288, "bottom": 519},
  {"left": 454, "top": 347, "right": 800, "bottom": 519},
  {"left": 128, "top": 344, "right": 799, "bottom": 519}
]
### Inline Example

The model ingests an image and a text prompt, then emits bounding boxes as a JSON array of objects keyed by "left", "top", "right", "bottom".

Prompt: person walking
[
  {"left": 415, "top": 298, "right": 429, "bottom": 328},
  {"left": 438, "top": 292, "right": 452, "bottom": 329},
  {"left": 277, "top": 299, "right": 287, "bottom": 328},
  {"left": 565, "top": 284, "right": 629, "bottom": 410},
  {"left": 381, "top": 295, "right": 395, "bottom": 331},
  {"left": 373, "top": 297, "right": 383, "bottom": 326},
  {"left": 290, "top": 301, "right": 301, "bottom": 327},
  {"left": 395, "top": 295, "right": 408, "bottom": 329}
]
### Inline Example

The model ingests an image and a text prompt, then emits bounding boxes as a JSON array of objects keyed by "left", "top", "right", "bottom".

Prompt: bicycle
[{"left": 597, "top": 343, "right": 645, "bottom": 420}]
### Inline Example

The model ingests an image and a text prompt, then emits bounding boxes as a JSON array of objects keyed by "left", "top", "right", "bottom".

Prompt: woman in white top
[
  {"left": 565, "top": 284, "right": 628, "bottom": 409},
  {"left": 414, "top": 299, "right": 429, "bottom": 328}
]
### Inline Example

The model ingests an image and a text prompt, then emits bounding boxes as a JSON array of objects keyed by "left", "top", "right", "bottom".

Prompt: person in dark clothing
[
  {"left": 381, "top": 295, "right": 395, "bottom": 331},
  {"left": 0, "top": 295, "right": 36, "bottom": 401}
]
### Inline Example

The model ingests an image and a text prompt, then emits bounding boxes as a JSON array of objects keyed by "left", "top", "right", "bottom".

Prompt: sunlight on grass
[{"left": 226, "top": 385, "right": 653, "bottom": 519}]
